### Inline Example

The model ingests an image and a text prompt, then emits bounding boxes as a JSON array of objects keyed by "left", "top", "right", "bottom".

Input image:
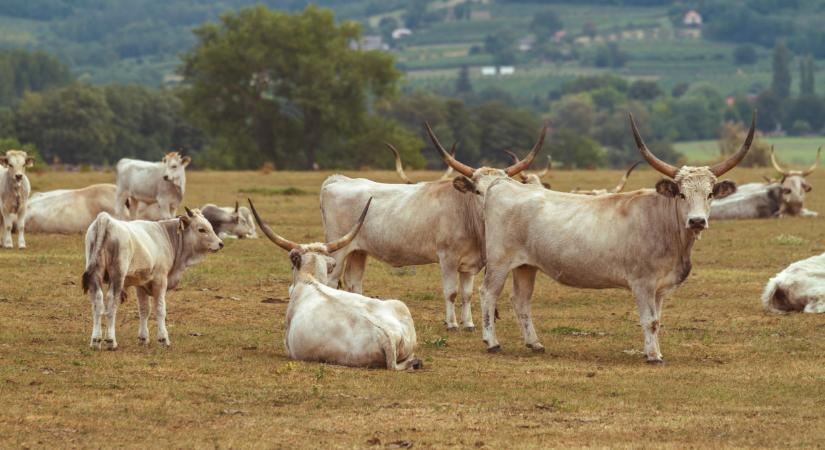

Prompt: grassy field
[
  {"left": 2, "top": 168, "right": 825, "bottom": 448},
  {"left": 676, "top": 136, "right": 825, "bottom": 166}
]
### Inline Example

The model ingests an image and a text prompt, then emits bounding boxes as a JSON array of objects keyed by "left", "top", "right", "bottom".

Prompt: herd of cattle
[{"left": 1, "top": 111, "right": 824, "bottom": 369}]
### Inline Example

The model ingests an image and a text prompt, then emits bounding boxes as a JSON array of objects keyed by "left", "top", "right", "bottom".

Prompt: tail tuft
[{"left": 81, "top": 271, "right": 93, "bottom": 294}]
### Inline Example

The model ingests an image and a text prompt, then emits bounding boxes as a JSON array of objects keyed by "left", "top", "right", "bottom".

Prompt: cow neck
[
  {"left": 2, "top": 171, "right": 23, "bottom": 213},
  {"left": 668, "top": 195, "right": 696, "bottom": 272},
  {"left": 160, "top": 219, "right": 188, "bottom": 288}
]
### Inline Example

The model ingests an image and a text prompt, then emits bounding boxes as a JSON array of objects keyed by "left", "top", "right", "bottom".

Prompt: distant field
[
  {"left": 2, "top": 169, "right": 825, "bottom": 447},
  {"left": 676, "top": 136, "right": 825, "bottom": 166}
]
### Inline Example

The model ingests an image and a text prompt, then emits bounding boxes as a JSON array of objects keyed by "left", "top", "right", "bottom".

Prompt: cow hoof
[
  {"left": 90, "top": 338, "right": 102, "bottom": 350},
  {"left": 462, "top": 326, "right": 476, "bottom": 332},
  {"left": 104, "top": 339, "right": 118, "bottom": 351},
  {"left": 646, "top": 358, "right": 665, "bottom": 365},
  {"left": 527, "top": 343, "right": 545, "bottom": 353},
  {"left": 411, "top": 359, "right": 424, "bottom": 370},
  {"left": 487, "top": 345, "right": 502, "bottom": 354},
  {"left": 158, "top": 338, "right": 170, "bottom": 347},
  {"left": 137, "top": 337, "right": 148, "bottom": 346},
  {"left": 446, "top": 325, "right": 459, "bottom": 332}
]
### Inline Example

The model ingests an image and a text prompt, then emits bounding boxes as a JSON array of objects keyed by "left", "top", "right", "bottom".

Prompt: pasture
[{"left": 2, "top": 168, "right": 825, "bottom": 448}]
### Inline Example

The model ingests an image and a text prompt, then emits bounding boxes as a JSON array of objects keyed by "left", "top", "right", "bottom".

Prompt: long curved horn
[
  {"left": 612, "top": 161, "right": 642, "bottom": 193},
  {"left": 770, "top": 146, "right": 788, "bottom": 176},
  {"left": 711, "top": 110, "right": 756, "bottom": 177},
  {"left": 629, "top": 113, "right": 678, "bottom": 178},
  {"left": 503, "top": 149, "right": 520, "bottom": 165},
  {"left": 438, "top": 143, "right": 457, "bottom": 181},
  {"left": 801, "top": 147, "right": 821, "bottom": 176},
  {"left": 325, "top": 198, "right": 372, "bottom": 253},
  {"left": 386, "top": 143, "right": 413, "bottom": 184},
  {"left": 234, "top": 201, "right": 239, "bottom": 213},
  {"left": 505, "top": 125, "right": 547, "bottom": 177},
  {"left": 536, "top": 155, "right": 552, "bottom": 178},
  {"left": 247, "top": 199, "right": 299, "bottom": 251},
  {"left": 425, "top": 122, "right": 474, "bottom": 178}
]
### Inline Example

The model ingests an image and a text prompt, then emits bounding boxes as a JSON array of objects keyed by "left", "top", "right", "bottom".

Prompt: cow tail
[
  {"left": 762, "top": 278, "right": 789, "bottom": 313},
  {"left": 82, "top": 213, "right": 109, "bottom": 294}
]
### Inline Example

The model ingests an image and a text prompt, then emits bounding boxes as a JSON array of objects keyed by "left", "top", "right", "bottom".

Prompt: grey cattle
[
  {"left": 0, "top": 150, "right": 33, "bottom": 248},
  {"left": 709, "top": 182, "right": 784, "bottom": 219},
  {"left": 768, "top": 147, "right": 820, "bottom": 217},
  {"left": 763, "top": 251, "right": 825, "bottom": 313},
  {"left": 200, "top": 202, "right": 258, "bottom": 239},
  {"left": 25, "top": 184, "right": 117, "bottom": 234},
  {"left": 115, "top": 152, "right": 190, "bottom": 220}
]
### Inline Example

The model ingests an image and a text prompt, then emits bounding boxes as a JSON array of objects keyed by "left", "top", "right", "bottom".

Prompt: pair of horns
[
  {"left": 248, "top": 198, "right": 371, "bottom": 254},
  {"left": 386, "top": 142, "right": 455, "bottom": 184},
  {"left": 771, "top": 146, "right": 820, "bottom": 177},
  {"left": 504, "top": 150, "right": 552, "bottom": 182},
  {"left": 425, "top": 122, "right": 548, "bottom": 178},
  {"left": 612, "top": 161, "right": 642, "bottom": 193},
  {"left": 630, "top": 111, "right": 756, "bottom": 178}
]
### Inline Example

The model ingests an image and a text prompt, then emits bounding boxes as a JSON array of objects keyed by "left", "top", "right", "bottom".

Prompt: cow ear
[
  {"left": 452, "top": 176, "right": 480, "bottom": 195},
  {"left": 25, "top": 157, "right": 34, "bottom": 168},
  {"left": 712, "top": 180, "right": 737, "bottom": 199},
  {"left": 655, "top": 179, "right": 680, "bottom": 198},
  {"left": 181, "top": 156, "right": 191, "bottom": 166},
  {"left": 178, "top": 215, "right": 191, "bottom": 230},
  {"left": 542, "top": 182, "right": 551, "bottom": 189},
  {"left": 289, "top": 250, "right": 302, "bottom": 270},
  {"left": 0, "top": 157, "right": 8, "bottom": 167},
  {"left": 803, "top": 182, "right": 812, "bottom": 192}
]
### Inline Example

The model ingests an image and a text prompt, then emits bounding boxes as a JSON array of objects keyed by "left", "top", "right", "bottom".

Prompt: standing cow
[
  {"left": 115, "top": 152, "right": 190, "bottom": 220},
  {"left": 81, "top": 207, "right": 223, "bottom": 350},
  {"left": 320, "top": 123, "right": 546, "bottom": 331},
  {"left": 476, "top": 112, "right": 754, "bottom": 363},
  {"left": 249, "top": 198, "right": 422, "bottom": 370},
  {"left": 763, "top": 252, "right": 825, "bottom": 313},
  {"left": 0, "top": 150, "right": 33, "bottom": 249}
]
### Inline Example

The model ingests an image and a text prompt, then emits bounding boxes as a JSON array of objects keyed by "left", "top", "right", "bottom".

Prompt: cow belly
[
  {"left": 26, "top": 198, "right": 98, "bottom": 233},
  {"left": 286, "top": 312, "right": 387, "bottom": 367}
]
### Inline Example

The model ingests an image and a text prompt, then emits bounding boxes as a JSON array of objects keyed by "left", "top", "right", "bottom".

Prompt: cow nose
[
  {"left": 688, "top": 217, "right": 707, "bottom": 229},
  {"left": 218, "top": 241, "right": 224, "bottom": 249},
  {"left": 14, "top": 174, "right": 22, "bottom": 181},
  {"left": 163, "top": 175, "right": 169, "bottom": 181}
]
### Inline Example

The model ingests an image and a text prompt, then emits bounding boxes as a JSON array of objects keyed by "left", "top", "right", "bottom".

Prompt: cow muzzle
[
  {"left": 14, "top": 174, "right": 23, "bottom": 182},
  {"left": 163, "top": 175, "right": 170, "bottom": 181},
  {"left": 687, "top": 217, "right": 707, "bottom": 230}
]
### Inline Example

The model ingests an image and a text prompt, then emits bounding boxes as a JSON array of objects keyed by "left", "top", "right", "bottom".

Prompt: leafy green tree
[
  {"left": 179, "top": 5, "right": 401, "bottom": 169},
  {"left": 772, "top": 41, "right": 792, "bottom": 99},
  {"left": 472, "top": 101, "right": 541, "bottom": 166},
  {"left": 455, "top": 65, "right": 473, "bottom": 95},
  {"left": 548, "top": 128, "right": 604, "bottom": 169},
  {"left": 378, "top": 16, "right": 399, "bottom": 46},
  {"left": 733, "top": 45, "right": 758, "bottom": 65},
  {"left": 629, "top": 80, "right": 663, "bottom": 100},
  {"left": 553, "top": 95, "right": 594, "bottom": 135},
  {"left": 671, "top": 82, "right": 690, "bottom": 98},
  {"left": 594, "top": 43, "right": 628, "bottom": 68},
  {"left": 0, "top": 50, "right": 73, "bottom": 106},
  {"left": 530, "top": 11, "right": 563, "bottom": 40},
  {"left": 755, "top": 89, "right": 783, "bottom": 131},
  {"left": 800, "top": 56, "right": 815, "bottom": 95}
]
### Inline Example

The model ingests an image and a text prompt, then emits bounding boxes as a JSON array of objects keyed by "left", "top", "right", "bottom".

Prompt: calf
[
  {"left": 81, "top": 208, "right": 223, "bottom": 350},
  {"left": 115, "top": 152, "right": 190, "bottom": 220},
  {"left": 0, "top": 150, "right": 33, "bottom": 248},
  {"left": 763, "top": 252, "right": 825, "bottom": 313},
  {"left": 249, "top": 198, "right": 421, "bottom": 370}
]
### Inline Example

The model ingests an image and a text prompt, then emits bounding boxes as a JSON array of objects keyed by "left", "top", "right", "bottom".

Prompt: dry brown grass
[{"left": 2, "top": 168, "right": 825, "bottom": 448}]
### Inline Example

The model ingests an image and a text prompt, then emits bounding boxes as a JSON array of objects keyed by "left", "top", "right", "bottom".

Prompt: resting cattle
[
  {"left": 571, "top": 161, "right": 641, "bottom": 195},
  {"left": 321, "top": 124, "right": 546, "bottom": 330},
  {"left": 388, "top": 143, "right": 454, "bottom": 183},
  {"left": 768, "top": 147, "right": 820, "bottom": 217},
  {"left": 762, "top": 252, "right": 825, "bottom": 313},
  {"left": 200, "top": 202, "right": 258, "bottom": 239},
  {"left": 476, "top": 112, "right": 754, "bottom": 363},
  {"left": 249, "top": 198, "right": 422, "bottom": 370},
  {"left": 81, "top": 208, "right": 223, "bottom": 350},
  {"left": 115, "top": 152, "right": 190, "bottom": 220},
  {"left": 25, "top": 184, "right": 117, "bottom": 234},
  {"left": 0, "top": 150, "right": 33, "bottom": 249},
  {"left": 709, "top": 182, "right": 784, "bottom": 220}
]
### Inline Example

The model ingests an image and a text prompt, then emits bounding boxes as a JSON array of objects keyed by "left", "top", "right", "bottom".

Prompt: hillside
[{"left": 1, "top": 0, "right": 823, "bottom": 104}]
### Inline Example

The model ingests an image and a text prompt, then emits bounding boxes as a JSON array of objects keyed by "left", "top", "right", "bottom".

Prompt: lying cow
[
  {"left": 248, "top": 198, "right": 422, "bottom": 370},
  {"left": 571, "top": 161, "right": 641, "bottom": 195},
  {"left": 138, "top": 201, "right": 257, "bottom": 239},
  {"left": 81, "top": 207, "right": 223, "bottom": 350},
  {"left": 25, "top": 184, "right": 117, "bottom": 234},
  {"left": 476, "top": 112, "right": 754, "bottom": 363},
  {"left": 768, "top": 147, "right": 820, "bottom": 217},
  {"left": 115, "top": 152, "right": 190, "bottom": 220},
  {"left": 387, "top": 142, "right": 454, "bottom": 183},
  {"left": 763, "top": 252, "right": 825, "bottom": 313},
  {"left": 709, "top": 182, "right": 784, "bottom": 220},
  {"left": 321, "top": 123, "right": 546, "bottom": 331},
  {"left": 0, "top": 150, "right": 33, "bottom": 249}
]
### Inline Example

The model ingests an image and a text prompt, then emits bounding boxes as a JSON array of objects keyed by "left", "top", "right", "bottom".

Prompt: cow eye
[
  {"left": 198, "top": 228, "right": 206, "bottom": 233},
  {"left": 171, "top": 165, "right": 178, "bottom": 169}
]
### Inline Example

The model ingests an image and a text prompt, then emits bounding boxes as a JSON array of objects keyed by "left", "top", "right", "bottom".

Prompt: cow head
[
  {"left": 425, "top": 122, "right": 548, "bottom": 196},
  {"left": 179, "top": 207, "right": 224, "bottom": 253},
  {"left": 630, "top": 111, "right": 755, "bottom": 233},
  {"left": 771, "top": 146, "right": 819, "bottom": 215},
  {"left": 161, "top": 152, "right": 190, "bottom": 187},
  {"left": 0, "top": 150, "right": 34, "bottom": 186},
  {"left": 237, "top": 206, "right": 259, "bottom": 239},
  {"left": 249, "top": 198, "right": 371, "bottom": 284},
  {"left": 222, "top": 202, "right": 257, "bottom": 239}
]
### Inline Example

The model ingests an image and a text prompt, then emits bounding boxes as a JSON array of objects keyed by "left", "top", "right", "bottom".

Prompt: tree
[
  {"left": 671, "top": 82, "right": 689, "bottom": 98},
  {"left": 629, "top": 80, "right": 663, "bottom": 100},
  {"left": 772, "top": 41, "right": 792, "bottom": 99},
  {"left": 733, "top": 45, "right": 757, "bottom": 65},
  {"left": 378, "top": 16, "right": 399, "bottom": 46},
  {"left": 800, "top": 56, "right": 815, "bottom": 95},
  {"left": 755, "top": 89, "right": 783, "bottom": 131},
  {"left": 179, "top": 5, "right": 401, "bottom": 169},
  {"left": 548, "top": 128, "right": 605, "bottom": 169},
  {"left": 455, "top": 65, "right": 473, "bottom": 95},
  {"left": 553, "top": 95, "right": 594, "bottom": 135},
  {"left": 594, "top": 43, "right": 628, "bottom": 68},
  {"left": 718, "top": 121, "right": 770, "bottom": 167},
  {"left": 530, "top": 11, "right": 563, "bottom": 40}
]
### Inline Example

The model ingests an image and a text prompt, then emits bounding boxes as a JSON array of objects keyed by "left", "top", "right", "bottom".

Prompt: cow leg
[
  {"left": 89, "top": 284, "right": 105, "bottom": 350},
  {"left": 15, "top": 206, "right": 25, "bottom": 249},
  {"left": 479, "top": 266, "right": 508, "bottom": 352},
  {"left": 632, "top": 285, "right": 662, "bottom": 363},
  {"left": 326, "top": 250, "right": 348, "bottom": 289},
  {"left": 153, "top": 281, "right": 171, "bottom": 347},
  {"left": 127, "top": 197, "right": 139, "bottom": 220},
  {"left": 438, "top": 257, "right": 460, "bottom": 331},
  {"left": 1, "top": 211, "right": 12, "bottom": 248},
  {"left": 510, "top": 265, "right": 542, "bottom": 352},
  {"left": 458, "top": 271, "right": 476, "bottom": 331},
  {"left": 342, "top": 251, "right": 367, "bottom": 294},
  {"left": 115, "top": 189, "right": 129, "bottom": 219},
  {"left": 136, "top": 288, "right": 150, "bottom": 345},
  {"left": 104, "top": 278, "right": 122, "bottom": 351}
]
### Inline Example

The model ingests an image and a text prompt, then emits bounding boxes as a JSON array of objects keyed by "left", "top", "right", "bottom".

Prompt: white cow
[
  {"left": 25, "top": 184, "right": 118, "bottom": 234},
  {"left": 81, "top": 207, "right": 223, "bottom": 350},
  {"left": 571, "top": 161, "right": 641, "bottom": 195},
  {"left": 709, "top": 182, "right": 784, "bottom": 220},
  {"left": 763, "top": 252, "right": 825, "bottom": 313},
  {"left": 248, "top": 198, "right": 422, "bottom": 370},
  {"left": 200, "top": 202, "right": 258, "bottom": 239},
  {"left": 476, "top": 112, "right": 754, "bottom": 363},
  {"left": 115, "top": 152, "right": 190, "bottom": 220},
  {"left": 0, "top": 150, "right": 33, "bottom": 248},
  {"left": 768, "top": 147, "right": 820, "bottom": 217}
]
